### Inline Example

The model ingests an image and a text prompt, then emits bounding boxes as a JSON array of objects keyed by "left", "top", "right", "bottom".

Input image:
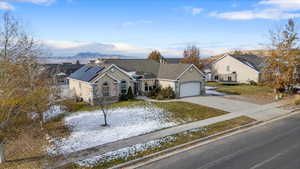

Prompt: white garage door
[{"left": 180, "top": 82, "right": 201, "bottom": 97}]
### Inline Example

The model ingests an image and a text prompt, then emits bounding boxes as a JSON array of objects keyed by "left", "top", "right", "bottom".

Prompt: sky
[{"left": 0, "top": 0, "right": 300, "bottom": 57}]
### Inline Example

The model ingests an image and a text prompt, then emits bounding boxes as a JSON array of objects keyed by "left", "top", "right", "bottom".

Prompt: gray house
[{"left": 68, "top": 59, "right": 205, "bottom": 105}]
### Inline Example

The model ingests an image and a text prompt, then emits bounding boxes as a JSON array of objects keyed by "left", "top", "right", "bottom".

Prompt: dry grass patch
[
  {"left": 206, "top": 82, "right": 275, "bottom": 104},
  {"left": 0, "top": 119, "right": 70, "bottom": 169},
  {"left": 153, "top": 101, "right": 229, "bottom": 123}
]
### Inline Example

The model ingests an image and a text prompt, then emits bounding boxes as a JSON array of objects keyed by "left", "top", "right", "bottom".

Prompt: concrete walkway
[
  {"left": 180, "top": 96, "right": 290, "bottom": 121},
  {"left": 48, "top": 96, "right": 291, "bottom": 168}
]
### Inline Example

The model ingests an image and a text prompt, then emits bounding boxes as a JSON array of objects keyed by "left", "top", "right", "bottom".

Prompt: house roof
[
  {"left": 164, "top": 58, "right": 183, "bottom": 64},
  {"left": 230, "top": 54, "right": 265, "bottom": 71},
  {"left": 158, "top": 64, "right": 191, "bottom": 80},
  {"left": 69, "top": 59, "right": 201, "bottom": 82},
  {"left": 69, "top": 65, "right": 105, "bottom": 82},
  {"left": 101, "top": 59, "right": 160, "bottom": 77}
]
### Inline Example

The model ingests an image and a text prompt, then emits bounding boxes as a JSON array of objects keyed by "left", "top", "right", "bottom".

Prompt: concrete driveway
[{"left": 180, "top": 96, "right": 290, "bottom": 121}]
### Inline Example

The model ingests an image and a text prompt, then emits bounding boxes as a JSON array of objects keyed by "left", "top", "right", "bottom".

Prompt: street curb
[
  {"left": 109, "top": 120, "right": 261, "bottom": 169},
  {"left": 111, "top": 110, "right": 300, "bottom": 169}
]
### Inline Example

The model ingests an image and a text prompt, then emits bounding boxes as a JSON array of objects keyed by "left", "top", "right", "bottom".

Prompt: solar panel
[{"left": 69, "top": 65, "right": 105, "bottom": 82}]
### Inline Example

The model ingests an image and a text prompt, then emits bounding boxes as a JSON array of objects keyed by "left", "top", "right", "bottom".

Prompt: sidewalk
[{"left": 48, "top": 97, "right": 291, "bottom": 168}]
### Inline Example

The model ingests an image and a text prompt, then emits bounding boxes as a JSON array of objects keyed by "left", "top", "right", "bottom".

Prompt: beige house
[
  {"left": 68, "top": 59, "right": 205, "bottom": 105},
  {"left": 212, "top": 54, "right": 264, "bottom": 84}
]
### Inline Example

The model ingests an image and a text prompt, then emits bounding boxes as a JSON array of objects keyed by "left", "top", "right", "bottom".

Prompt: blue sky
[{"left": 1, "top": 0, "right": 300, "bottom": 57}]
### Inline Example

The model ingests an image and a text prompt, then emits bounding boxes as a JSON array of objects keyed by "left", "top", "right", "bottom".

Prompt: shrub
[
  {"left": 57, "top": 99, "right": 89, "bottom": 112},
  {"left": 119, "top": 94, "right": 128, "bottom": 101},
  {"left": 161, "top": 86, "right": 176, "bottom": 99},
  {"left": 248, "top": 80, "right": 257, "bottom": 86},
  {"left": 293, "top": 95, "right": 300, "bottom": 105},
  {"left": 126, "top": 87, "right": 135, "bottom": 100},
  {"left": 156, "top": 94, "right": 164, "bottom": 100}
]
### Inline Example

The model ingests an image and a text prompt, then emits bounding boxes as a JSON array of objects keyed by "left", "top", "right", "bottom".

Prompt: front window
[
  {"left": 226, "top": 65, "right": 230, "bottom": 71},
  {"left": 145, "top": 82, "right": 149, "bottom": 92},
  {"left": 102, "top": 82, "right": 110, "bottom": 96},
  {"left": 120, "top": 80, "right": 127, "bottom": 94}
]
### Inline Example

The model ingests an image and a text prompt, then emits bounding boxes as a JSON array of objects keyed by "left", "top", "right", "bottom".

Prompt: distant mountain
[{"left": 38, "top": 52, "right": 138, "bottom": 64}]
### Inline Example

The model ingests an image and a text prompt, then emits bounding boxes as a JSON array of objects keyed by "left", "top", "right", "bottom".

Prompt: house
[
  {"left": 212, "top": 54, "right": 264, "bottom": 84},
  {"left": 68, "top": 59, "right": 205, "bottom": 105},
  {"left": 44, "top": 62, "right": 84, "bottom": 85}
]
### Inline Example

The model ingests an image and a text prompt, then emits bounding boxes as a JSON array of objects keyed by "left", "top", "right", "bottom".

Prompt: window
[
  {"left": 226, "top": 65, "right": 230, "bottom": 71},
  {"left": 149, "top": 86, "right": 153, "bottom": 91},
  {"left": 145, "top": 82, "right": 149, "bottom": 92},
  {"left": 215, "top": 75, "right": 219, "bottom": 80},
  {"left": 120, "top": 80, "right": 127, "bottom": 94},
  {"left": 228, "top": 76, "right": 232, "bottom": 82},
  {"left": 102, "top": 82, "right": 110, "bottom": 96}
]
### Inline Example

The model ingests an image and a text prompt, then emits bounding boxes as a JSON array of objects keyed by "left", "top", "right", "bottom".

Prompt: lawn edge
[{"left": 109, "top": 120, "right": 261, "bottom": 169}]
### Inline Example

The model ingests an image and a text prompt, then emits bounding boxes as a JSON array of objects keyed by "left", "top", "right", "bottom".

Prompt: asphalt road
[{"left": 138, "top": 113, "right": 300, "bottom": 169}]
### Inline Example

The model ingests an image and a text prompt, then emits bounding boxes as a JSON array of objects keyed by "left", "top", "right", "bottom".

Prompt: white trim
[
  {"left": 95, "top": 73, "right": 120, "bottom": 83},
  {"left": 106, "top": 64, "right": 134, "bottom": 80},
  {"left": 176, "top": 64, "right": 205, "bottom": 80},
  {"left": 157, "top": 78, "right": 178, "bottom": 82},
  {"left": 91, "top": 64, "right": 134, "bottom": 83}
]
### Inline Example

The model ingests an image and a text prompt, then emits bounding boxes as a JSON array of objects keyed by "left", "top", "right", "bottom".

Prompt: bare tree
[
  {"left": 99, "top": 97, "right": 109, "bottom": 126},
  {"left": 0, "top": 12, "right": 53, "bottom": 163}
]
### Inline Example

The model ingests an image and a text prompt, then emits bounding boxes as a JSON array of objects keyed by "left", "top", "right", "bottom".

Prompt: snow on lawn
[
  {"left": 76, "top": 136, "right": 177, "bottom": 167},
  {"left": 205, "top": 86, "right": 225, "bottom": 96},
  {"left": 43, "top": 105, "right": 65, "bottom": 122},
  {"left": 48, "top": 105, "right": 176, "bottom": 155}
]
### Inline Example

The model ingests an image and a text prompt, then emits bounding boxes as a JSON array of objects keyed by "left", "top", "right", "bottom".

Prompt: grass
[
  {"left": 67, "top": 116, "right": 255, "bottom": 169},
  {"left": 153, "top": 101, "right": 228, "bottom": 123},
  {"left": 206, "top": 82, "right": 273, "bottom": 95},
  {"left": 57, "top": 99, "right": 229, "bottom": 124}
]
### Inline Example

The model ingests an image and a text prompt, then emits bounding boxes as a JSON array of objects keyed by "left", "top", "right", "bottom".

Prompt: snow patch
[
  {"left": 47, "top": 105, "right": 176, "bottom": 155},
  {"left": 76, "top": 136, "right": 177, "bottom": 167},
  {"left": 43, "top": 105, "right": 65, "bottom": 122}
]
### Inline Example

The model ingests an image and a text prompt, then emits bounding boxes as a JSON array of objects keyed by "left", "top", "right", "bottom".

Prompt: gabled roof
[
  {"left": 69, "top": 65, "right": 105, "bottom": 82},
  {"left": 158, "top": 64, "right": 191, "bottom": 80},
  {"left": 230, "top": 54, "right": 265, "bottom": 71},
  {"left": 214, "top": 54, "right": 265, "bottom": 72},
  {"left": 101, "top": 59, "right": 160, "bottom": 77}
]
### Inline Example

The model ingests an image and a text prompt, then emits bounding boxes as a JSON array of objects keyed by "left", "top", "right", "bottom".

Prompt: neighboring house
[
  {"left": 44, "top": 62, "right": 84, "bottom": 85},
  {"left": 68, "top": 59, "right": 205, "bottom": 105},
  {"left": 212, "top": 54, "right": 264, "bottom": 84}
]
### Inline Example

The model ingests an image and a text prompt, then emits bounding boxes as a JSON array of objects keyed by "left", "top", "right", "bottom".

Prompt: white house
[{"left": 212, "top": 54, "right": 264, "bottom": 84}]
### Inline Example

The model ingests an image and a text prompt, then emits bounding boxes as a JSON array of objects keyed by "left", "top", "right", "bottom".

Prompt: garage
[{"left": 180, "top": 82, "right": 201, "bottom": 97}]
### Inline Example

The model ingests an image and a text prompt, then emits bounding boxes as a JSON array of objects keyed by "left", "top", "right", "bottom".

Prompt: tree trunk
[
  {"left": 0, "top": 143, "right": 5, "bottom": 163},
  {"left": 103, "top": 112, "right": 108, "bottom": 126}
]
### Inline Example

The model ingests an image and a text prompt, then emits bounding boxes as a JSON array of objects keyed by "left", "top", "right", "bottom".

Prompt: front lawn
[
  {"left": 47, "top": 100, "right": 229, "bottom": 155},
  {"left": 206, "top": 82, "right": 275, "bottom": 104},
  {"left": 206, "top": 82, "right": 273, "bottom": 95}
]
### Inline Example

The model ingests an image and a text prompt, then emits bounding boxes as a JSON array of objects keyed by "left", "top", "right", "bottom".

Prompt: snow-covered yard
[
  {"left": 47, "top": 104, "right": 176, "bottom": 155},
  {"left": 205, "top": 86, "right": 226, "bottom": 96}
]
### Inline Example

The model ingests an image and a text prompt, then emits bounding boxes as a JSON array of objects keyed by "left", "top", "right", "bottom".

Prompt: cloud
[
  {"left": 7, "top": 0, "right": 55, "bottom": 5},
  {"left": 210, "top": 0, "right": 300, "bottom": 20},
  {"left": 120, "top": 20, "right": 152, "bottom": 28},
  {"left": 0, "top": 2, "right": 14, "bottom": 10},
  {"left": 184, "top": 6, "right": 203, "bottom": 16}
]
